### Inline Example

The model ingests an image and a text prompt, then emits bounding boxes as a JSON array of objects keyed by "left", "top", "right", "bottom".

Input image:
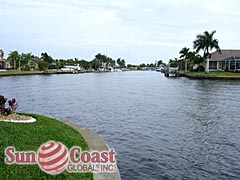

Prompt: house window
[
  {"left": 0, "top": 62, "right": 4, "bottom": 69},
  {"left": 209, "top": 61, "right": 217, "bottom": 69},
  {"left": 230, "top": 60, "right": 236, "bottom": 70},
  {"left": 236, "top": 60, "right": 240, "bottom": 69}
]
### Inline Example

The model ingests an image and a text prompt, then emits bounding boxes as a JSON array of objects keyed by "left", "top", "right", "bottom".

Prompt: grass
[
  {"left": 184, "top": 71, "right": 240, "bottom": 77},
  {"left": 0, "top": 70, "right": 56, "bottom": 75},
  {"left": 0, "top": 113, "right": 93, "bottom": 180}
]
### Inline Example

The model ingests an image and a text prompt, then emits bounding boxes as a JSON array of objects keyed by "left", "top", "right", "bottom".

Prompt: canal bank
[
  {"left": 0, "top": 71, "right": 61, "bottom": 77},
  {"left": 0, "top": 70, "right": 82, "bottom": 77},
  {"left": 0, "top": 70, "right": 122, "bottom": 77},
  {"left": 0, "top": 113, "right": 121, "bottom": 180},
  {"left": 58, "top": 118, "right": 121, "bottom": 180},
  {"left": 180, "top": 71, "right": 240, "bottom": 80}
]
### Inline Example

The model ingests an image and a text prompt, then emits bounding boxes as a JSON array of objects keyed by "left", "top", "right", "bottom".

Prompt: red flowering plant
[{"left": 0, "top": 95, "right": 18, "bottom": 116}]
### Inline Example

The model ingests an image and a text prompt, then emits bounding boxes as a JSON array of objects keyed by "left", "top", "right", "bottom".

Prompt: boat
[
  {"left": 164, "top": 66, "right": 179, "bottom": 77},
  {"left": 60, "top": 64, "right": 81, "bottom": 73},
  {"left": 156, "top": 67, "right": 164, "bottom": 72},
  {"left": 114, "top": 68, "right": 122, "bottom": 72}
]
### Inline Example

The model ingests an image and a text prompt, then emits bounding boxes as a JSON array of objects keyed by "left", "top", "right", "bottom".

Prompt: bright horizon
[{"left": 1, "top": 0, "right": 240, "bottom": 64}]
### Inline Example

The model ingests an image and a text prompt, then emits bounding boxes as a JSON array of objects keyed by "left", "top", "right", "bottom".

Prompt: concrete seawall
[
  {"left": 180, "top": 73, "right": 240, "bottom": 80},
  {"left": 59, "top": 119, "right": 122, "bottom": 180}
]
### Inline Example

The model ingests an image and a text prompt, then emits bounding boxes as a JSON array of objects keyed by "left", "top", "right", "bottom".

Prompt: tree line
[
  {"left": 6, "top": 52, "right": 128, "bottom": 72},
  {"left": 168, "top": 30, "right": 221, "bottom": 73},
  {"left": 6, "top": 51, "right": 165, "bottom": 71}
]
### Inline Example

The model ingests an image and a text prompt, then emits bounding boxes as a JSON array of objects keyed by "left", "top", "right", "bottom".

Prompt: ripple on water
[{"left": 0, "top": 72, "right": 240, "bottom": 180}]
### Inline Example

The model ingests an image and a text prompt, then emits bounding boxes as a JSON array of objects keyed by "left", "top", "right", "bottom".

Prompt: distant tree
[
  {"left": 127, "top": 64, "right": 137, "bottom": 69},
  {"left": 78, "top": 59, "right": 90, "bottom": 70},
  {"left": 65, "top": 59, "right": 75, "bottom": 65},
  {"left": 38, "top": 61, "right": 49, "bottom": 72},
  {"left": 193, "top": 30, "right": 221, "bottom": 73},
  {"left": 179, "top": 47, "right": 190, "bottom": 71},
  {"left": 157, "top": 60, "right": 163, "bottom": 67},
  {"left": 149, "top": 63, "right": 155, "bottom": 67},
  {"left": 107, "top": 57, "right": 115, "bottom": 67},
  {"left": 109, "top": 59, "right": 116, "bottom": 67},
  {"left": 55, "top": 59, "right": 65, "bottom": 68},
  {"left": 127, "top": 64, "right": 132, "bottom": 68},
  {"left": 90, "top": 59, "right": 101, "bottom": 70},
  {"left": 95, "top": 53, "right": 107, "bottom": 65},
  {"left": 21, "top": 53, "right": 32, "bottom": 70},
  {"left": 168, "top": 58, "right": 179, "bottom": 68},
  {"left": 139, "top": 63, "right": 146, "bottom": 68},
  {"left": 8, "top": 51, "right": 20, "bottom": 71},
  {"left": 41, "top": 52, "right": 54, "bottom": 64},
  {"left": 117, "top": 58, "right": 126, "bottom": 68}
]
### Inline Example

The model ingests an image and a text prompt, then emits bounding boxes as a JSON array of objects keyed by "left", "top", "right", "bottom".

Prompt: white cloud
[
  {"left": 1, "top": 0, "right": 240, "bottom": 63},
  {"left": 126, "top": 39, "right": 185, "bottom": 48}
]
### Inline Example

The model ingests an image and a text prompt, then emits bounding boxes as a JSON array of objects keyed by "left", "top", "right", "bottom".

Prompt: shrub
[
  {"left": 234, "top": 70, "right": 240, "bottom": 73},
  {"left": 22, "top": 65, "right": 31, "bottom": 71},
  {"left": 197, "top": 66, "right": 205, "bottom": 72},
  {"left": 0, "top": 95, "right": 18, "bottom": 116},
  {"left": 38, "top": 61, "right": 49, "bottom": 72}
]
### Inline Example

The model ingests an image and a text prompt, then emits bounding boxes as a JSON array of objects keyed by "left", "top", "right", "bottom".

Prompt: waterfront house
[
  {"left": 209, "top": 49, "right": 240, "bottom": 71},
  {"left": 0, "top": 49, "right": 11, "bottom": 69},
  {"left": 0, "top": 59, "right": 11, "bottom": 69},
  {"left": 29, "top": 57, "right": 41, "bottom": 71}
]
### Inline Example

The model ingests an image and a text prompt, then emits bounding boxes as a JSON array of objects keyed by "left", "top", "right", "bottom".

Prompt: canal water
[{"left": 1, "top": 71, "right": 240, "bottom": 180}]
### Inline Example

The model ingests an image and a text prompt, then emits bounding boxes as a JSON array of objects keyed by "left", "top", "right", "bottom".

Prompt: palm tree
[
  {"left": 193, "top": 30, "right": 221, "bottom": 73},
  {"left": 41, "top": 52, "right": 53, "bottom": 64},
  {"left": 179, "top": 47, "right": 190, "bottom": 71},
  {"left": 8, "top": 51, "right": 20, "bottom": 71},
  {"left": 21, "top": 53, "right": 32, "bottom": 69},
  {"left": 187, "top": 51, "right": 204, "bottom": 71}
]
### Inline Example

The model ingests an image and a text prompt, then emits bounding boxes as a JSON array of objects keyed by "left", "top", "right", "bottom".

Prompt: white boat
[
  {"left": 164, "top": 67, "right": 179, "bottom": 77},
  {"left": 114, "top": 68, "right": 122, "bottom": 72},
  {"left": 98, "top": 66, "right": 104, "bottom": 72},
  {"left": 156, "top": 66, "right": 164, "bottom": 72},
  {"left": 108, "top": 67, "right": 122, "bottom": 72},
  {"left": 60, "top": 64, "right": 81, "bottom": 73}
]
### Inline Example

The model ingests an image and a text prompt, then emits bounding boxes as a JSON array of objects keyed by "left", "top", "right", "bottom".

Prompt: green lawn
[
  {"left": 0, "top": 70, "right": 56, "bottom": 75},
  {"left": 0, "top": 113, "right": 93, "bottom": 180},
  {"left": 184, "top": 71, "right": 240, "bottom": 76}
]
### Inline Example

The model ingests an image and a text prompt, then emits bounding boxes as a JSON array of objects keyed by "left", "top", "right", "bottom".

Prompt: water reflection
[{"left": 0, "top": 72, "right": 240, "bottom": 180}]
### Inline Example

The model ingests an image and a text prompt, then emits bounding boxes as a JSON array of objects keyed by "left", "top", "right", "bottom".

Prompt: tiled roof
[
  {"left": 210, "top": 49, "right": 240, "bottom": 61},
  {"left": 0, "top": 59, "right": 7, "bottom": 62}
]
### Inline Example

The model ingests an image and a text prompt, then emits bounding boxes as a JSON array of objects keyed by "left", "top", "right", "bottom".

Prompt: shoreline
[
  {"left": 180, "top": 72, "right": 240, "bottom": 80},
  {"left": 0, "top": 113, "right": 121, "bottom": 179},
  {"left": 0, "top": 70, "right": 119, "bottom": 77},
  {"left": 58, "top": 118, "right": 122, "bottom": 180},
  {"left": 0, "top": 71, "right": 57, "bottom": 77},
  {"left": 0, "top": 113, "right": 92, "bottom": 179},
  {"left": 0, "top": 70, "right": 140, "bottom": 77}
]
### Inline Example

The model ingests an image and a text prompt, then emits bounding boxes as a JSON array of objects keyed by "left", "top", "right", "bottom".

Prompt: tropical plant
[
  {"left": 0, "top": 95, "right": 18, "bottom": 116},
  {"left": 21, "top": 53, "right": 33, "bottom": 70},
  {"left": 193, "top": 30, "right": 221, "bottom": 73},
  {"left": 179, "top": 47, "right": 190, "bottom": 71},
  {"left": 157, "top": 60, "right": 164, "bottom": 67},
  {"left": 78, "top": 59, "right": 90, "bottom": 70},
  {"left": 188, "top": 51, "right": 204, "bottom": 65},
  {"left": 38, "top": 61, "right": 49, "bottom": 72},
  {"left": 41, "top": 52, "right": 53, "bottom": 64},
  {"left": 168, "top": 58, "right": 179, "bottom": 67},
  {"left": 116, "top": 58, "right": 126, "bottom": 68},
  {"left": 90, "top": 59, "right": 101, "bottom": 70},
  {"left": 8, "top": 51, "right": 20, "bottom": 71}
]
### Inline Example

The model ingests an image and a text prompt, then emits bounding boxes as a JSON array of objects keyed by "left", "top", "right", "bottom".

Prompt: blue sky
[{"left": 1, "top": 0, "right": 240, "bottom": 64}]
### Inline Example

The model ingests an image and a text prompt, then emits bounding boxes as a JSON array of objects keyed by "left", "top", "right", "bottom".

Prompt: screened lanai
[{"left": 209, "top": 50, "right": 240, "bottom": 71}]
